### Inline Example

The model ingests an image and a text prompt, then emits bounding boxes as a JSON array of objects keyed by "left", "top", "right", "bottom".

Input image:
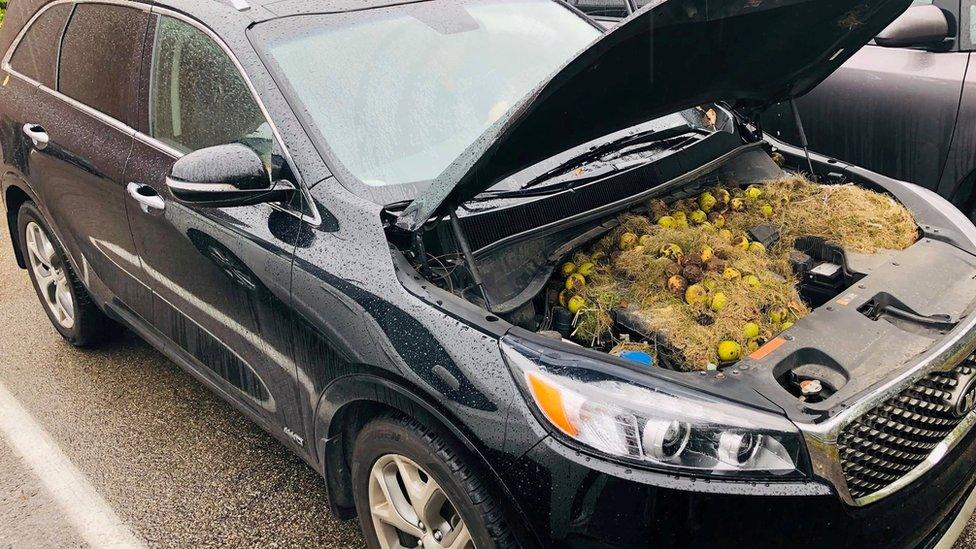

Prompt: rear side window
[
  {"left": 148, "top": 16, "right": 271, "bottom": 160},
  {"left": 8, "top": 4, "right": 72, "bottom": 88},
  {"left": 59, "top": 3, "right": 149, "bottom": 125},
  {"left": 565, "top": 0, "right": 630, "bottom": 18}
]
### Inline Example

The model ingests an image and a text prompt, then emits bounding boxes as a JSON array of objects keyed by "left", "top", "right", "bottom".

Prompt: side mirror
[
  {"left": 875, "top": 5, "right": 950, "bottom": 48},
  {"left": 166, "top": 143, "right": 296, "bottom": 207}
]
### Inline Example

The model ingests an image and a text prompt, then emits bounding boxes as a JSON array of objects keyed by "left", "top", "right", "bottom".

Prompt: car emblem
[{"left": 946, "top": 371, "right": 976, "bottom": 418}]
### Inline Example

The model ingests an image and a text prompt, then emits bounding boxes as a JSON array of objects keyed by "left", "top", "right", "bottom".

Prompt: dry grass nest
[{"left": 563, "top": 174, "right": 918, "bottom": 370}]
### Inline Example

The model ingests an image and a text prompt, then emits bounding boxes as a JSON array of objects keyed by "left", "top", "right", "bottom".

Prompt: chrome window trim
[
  {"left": 164, "top": 177, "right": 242, "bottom": 194},
  {"left": 37, "top": 82, "right": 137, "bottom": 136},
  {"left": 1, "top": 0, "right": 322, "bottom": 227},
  {"left": 1, "top": 0, "right": 150, "bottom": 72},
  {"left": 797, "top": 311, "right": 976, "bottom": 506},
  {"left": 134, "top": 131, "right": 184, "bottom": 158}
]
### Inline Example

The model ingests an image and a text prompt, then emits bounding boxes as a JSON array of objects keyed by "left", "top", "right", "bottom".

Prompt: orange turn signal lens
[{"left": 526, "top": 372, "right": 578, "bottom": 437}]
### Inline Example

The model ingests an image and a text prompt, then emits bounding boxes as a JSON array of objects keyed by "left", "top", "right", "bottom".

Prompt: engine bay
[
  {"left": 393, "top": 147, "right": 976, "bottom": 407},
  {"left": 536, "top": 173, "right": 919, "bottom": 371}
]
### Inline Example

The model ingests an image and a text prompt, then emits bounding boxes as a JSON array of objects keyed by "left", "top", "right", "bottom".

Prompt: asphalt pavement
[
  {"left": 0, "top": 228, "right": 363, "bottom": 547},
  {"left": 0, "top": 226, "right": 974, "bottom": 548}
]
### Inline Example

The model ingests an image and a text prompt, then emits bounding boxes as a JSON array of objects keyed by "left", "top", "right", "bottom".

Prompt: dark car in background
[
  {"left": 763, "top": 0, "right": 976, "bottom": 220},
  {"left": 3, "top": 0, "right": 976, "bottom": 548}
]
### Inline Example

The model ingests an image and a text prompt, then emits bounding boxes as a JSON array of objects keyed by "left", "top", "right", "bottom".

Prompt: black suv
[{"left": 3, "top": 1, "right": 976, "bottom": 548}]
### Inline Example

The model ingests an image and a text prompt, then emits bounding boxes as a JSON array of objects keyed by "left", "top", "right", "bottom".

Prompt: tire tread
[{"left": 353, "top": 415, "right": 518, "bottom": 549}]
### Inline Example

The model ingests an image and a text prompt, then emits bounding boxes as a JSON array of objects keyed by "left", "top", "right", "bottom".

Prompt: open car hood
[{"left": 395, "top": 0, "right": 912, "bottom": 232}]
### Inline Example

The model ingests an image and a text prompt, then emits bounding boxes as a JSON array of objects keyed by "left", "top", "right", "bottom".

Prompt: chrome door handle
[
  {"left": 127, "top": 182, "right": 166, "bottom": 214},
  {"left": 22, "top": 124, "right": 49, "bottom": 150}
]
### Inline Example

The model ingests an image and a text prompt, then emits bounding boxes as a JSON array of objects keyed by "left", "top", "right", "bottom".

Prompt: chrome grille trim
[{"left": 839, "top": 356, "right": 976, "bottom": 500}]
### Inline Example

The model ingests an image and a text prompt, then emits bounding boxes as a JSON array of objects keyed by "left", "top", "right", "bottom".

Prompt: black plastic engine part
[
  {"left": 553, "top": 307, "right": 574, "bottom": 339},
  {"left": 858, "top": 292, "right": 958, "bottom": 336},
  {"left": 793, "top": 236, "right": 862, "bottom": 307},
  {"left": 789, "top": 250, "right": 814, "bottom": 275},
  {"left": 748, "top": 223, "right": 781, "bottom": 249}
]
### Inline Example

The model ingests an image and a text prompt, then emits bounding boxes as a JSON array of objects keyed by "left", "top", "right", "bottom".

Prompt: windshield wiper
[
  {"left": 474, "top": 126, "right": 699, "bottom": 201},
  {"left": 524, "top": 125, "right": 696, "bottom": 187}
]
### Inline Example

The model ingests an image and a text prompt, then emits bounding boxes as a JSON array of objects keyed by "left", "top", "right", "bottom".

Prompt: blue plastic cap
[{"left": 619, "top": 350, "right": 654, "bottom": 366}]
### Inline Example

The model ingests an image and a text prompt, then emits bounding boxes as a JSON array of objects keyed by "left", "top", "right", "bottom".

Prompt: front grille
[{"left": 839, "top": 353, "right": 976, "bottom": 500}]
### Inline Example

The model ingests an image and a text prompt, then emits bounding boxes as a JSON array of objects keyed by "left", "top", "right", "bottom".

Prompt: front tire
[
  {"left": 351, "top": 416, "right": 515, "bottom": 549},
  {"left": 17, "top": 201, "right": 119, "bottom": 346}
]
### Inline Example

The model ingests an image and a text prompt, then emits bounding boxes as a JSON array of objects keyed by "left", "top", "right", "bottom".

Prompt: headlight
[{"left": 502, "top": 336, "right": 804, "bottom": 477}]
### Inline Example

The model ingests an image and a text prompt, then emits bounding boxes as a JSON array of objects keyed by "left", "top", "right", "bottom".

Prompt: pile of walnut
[{"left": 556, "top": 174, "right": 917, "bottom": 370}]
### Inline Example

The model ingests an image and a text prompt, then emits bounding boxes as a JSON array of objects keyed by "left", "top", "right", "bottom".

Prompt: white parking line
[{"left": 0, "top": 381, "right": 146, "bottom": 548}]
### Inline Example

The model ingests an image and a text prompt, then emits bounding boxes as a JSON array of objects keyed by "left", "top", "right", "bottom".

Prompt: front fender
[{"left": 311, "top": 371, "right": 539, "bottom": 547}]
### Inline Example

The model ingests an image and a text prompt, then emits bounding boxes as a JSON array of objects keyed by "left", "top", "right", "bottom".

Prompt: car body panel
[
  {"left": 936, "top": 51, "right": 976, "bottom": 210},
  {"left": 124, "top": 135, "right": 306, "bottom": 434},
  {"left": 20, "top": 87, "right": 155, "bottom": 322},
  {"left": 763, "top": 45, "right": 969, "bottom": 192},
  {"left": 0, "top": 69, "right": 43, "bottom": 260},
  {"left": 290, "top": 178, "right": 522, "bottom": 457},
  {"left": 503, "top": 421, "right": 976, "bottom": 547},
  {"left": 120, "top": 7, "right": 311, "bottom": 441},
  {"left": 25, "top": 89, "right": 154, "bottom": 319}
]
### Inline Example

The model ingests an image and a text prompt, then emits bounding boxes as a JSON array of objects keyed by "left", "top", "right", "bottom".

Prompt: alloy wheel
[
  {"left": 25, "top": 221, "right": 74, "bottom": 329},
  {"left": 368, "top": 454, "right": 474, "bottom": 549}
]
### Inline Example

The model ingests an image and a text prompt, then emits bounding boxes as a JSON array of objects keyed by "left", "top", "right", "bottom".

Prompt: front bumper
[
  {"left": 501, "top": 417, "right": 976, "bottom": 548},
  {"left": 797, "top": 310, "right": 976, "bottom": 507}
]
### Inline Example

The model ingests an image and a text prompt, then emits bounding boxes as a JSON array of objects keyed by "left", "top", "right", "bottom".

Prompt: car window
[
  {"left": 564, "top": 0, "right": 629, "bottom": 18},
  {"left": 254, "top": 0, "right": 600, "bottom": 189},
  {"left": 59, "top": 4, "right": 148, "bottom": 126},
  {"left": 149, "top": 16, "right": 272, "bottom": 166},
  {"left": 8, "top": 4, "right": 72, "bottom": 88}
]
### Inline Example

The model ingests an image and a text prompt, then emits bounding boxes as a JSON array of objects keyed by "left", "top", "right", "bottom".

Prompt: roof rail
[{"left": 224, "top": 0, "right": 251, "bottom": 11}]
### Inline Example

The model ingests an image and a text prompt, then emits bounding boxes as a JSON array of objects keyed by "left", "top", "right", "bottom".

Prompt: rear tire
[
  {"left": 17, "top": 201, "right": 120, "bottom": 347},
  {"left": 351, "top": 416, "right": 516, "bottom": 549}
]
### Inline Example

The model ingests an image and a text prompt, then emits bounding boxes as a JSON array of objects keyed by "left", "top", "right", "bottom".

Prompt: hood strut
[
  {"left": 790, "top": 96, "right": 816, "bottom": 176},
  {"left": 449, "top": 210, "right": 492, "bottom": 311}
]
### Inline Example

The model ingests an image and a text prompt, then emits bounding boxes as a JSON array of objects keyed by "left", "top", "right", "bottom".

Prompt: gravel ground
[
  {"left": 0, "top": 229, "right": 363, "bottom": 547},
  {"left": 0, "top": 224, "right": 975, "bottom": 547}
]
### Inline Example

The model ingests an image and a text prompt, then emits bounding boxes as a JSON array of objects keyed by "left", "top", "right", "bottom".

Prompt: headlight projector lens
[
  {"left": 642, "top": 419, "right": 690, "bottom": 461},
  {"left": 718, "top": 432, "right": 763, "bottom": 466}
]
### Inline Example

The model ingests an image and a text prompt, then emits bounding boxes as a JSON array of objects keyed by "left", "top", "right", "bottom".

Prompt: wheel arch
[
  {"left": 2, "top": 176, "right": 37, "bottom": 269},
  {"left": 313, "top": 373, "right": 485, "bottom": 514},
  {"left": 312, "top": 372, "right": 536, "bottom": 547}
]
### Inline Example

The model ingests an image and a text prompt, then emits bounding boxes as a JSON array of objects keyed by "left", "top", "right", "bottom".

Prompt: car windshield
[{"left": 253, "top": 0, "right": 600, "bottom": 193}]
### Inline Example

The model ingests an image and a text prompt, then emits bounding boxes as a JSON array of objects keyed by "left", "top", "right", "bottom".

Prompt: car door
[
  {"left": 937, "top": 0, "right": 976, "bottom": 216},
  {"left": 0, "top": 3, "right": 70, "bottom": 204},
  {"left": 763, "top": 0, "right": 968, "bottom": 192},
  {"left": 123, "top": 11, "right": 304, "bottom": 442},
  {"left": 9, "top": 2, "right": 153, "bottom": 319}
]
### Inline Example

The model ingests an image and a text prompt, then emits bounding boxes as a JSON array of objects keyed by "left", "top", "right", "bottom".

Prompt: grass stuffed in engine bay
[{"left": 559, "top": 174, "right": 919, "bottom": 370}]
